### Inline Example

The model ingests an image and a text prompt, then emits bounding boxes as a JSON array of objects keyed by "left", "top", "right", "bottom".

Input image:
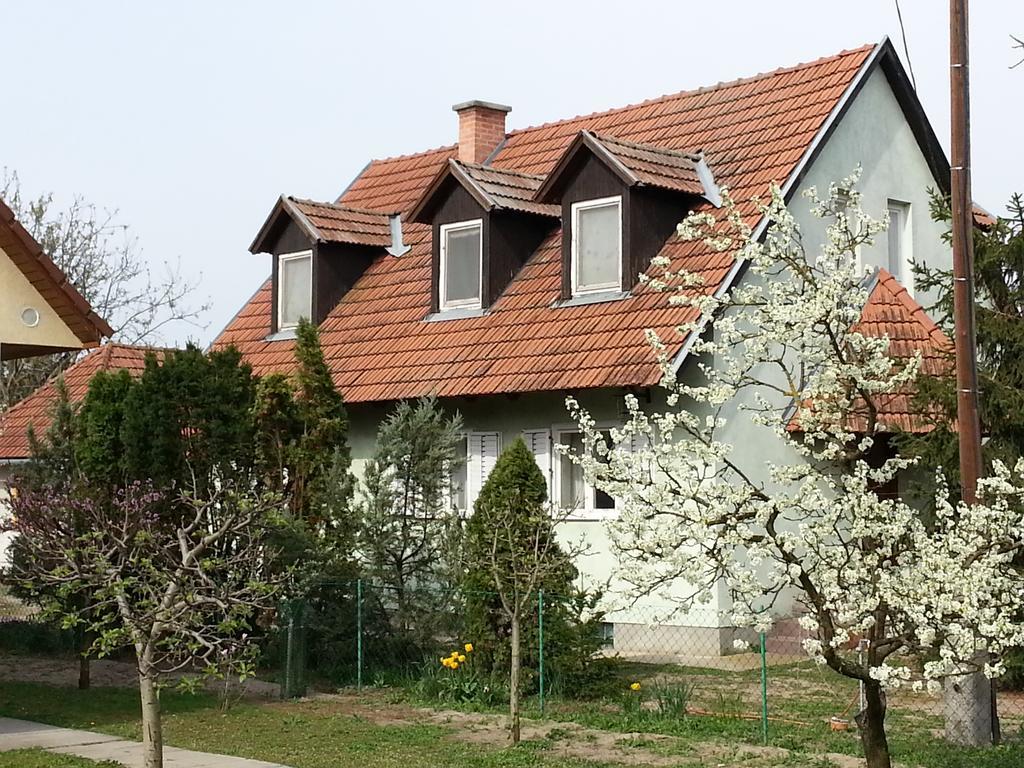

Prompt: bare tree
[
  {"left": 6, "top": 481, "right": 282, "bottom": 768},
  {"left": 1, "top": 170, "right": 208, "bottom": 408}
]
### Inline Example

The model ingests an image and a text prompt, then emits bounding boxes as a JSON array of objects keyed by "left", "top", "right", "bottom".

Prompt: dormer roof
[
  {"left": 409, "top": 159, "right": 559, "bottom": 223},
  {"left": 534, "top": 130, "right": 720, "bottom": 205},
  {"left": 250, "top": 195, "right": 393, "bottom": 253}
]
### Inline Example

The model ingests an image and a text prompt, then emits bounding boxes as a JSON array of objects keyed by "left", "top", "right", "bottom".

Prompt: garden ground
[{"left": 1, "top": 656, "right": 1023, "bottom": 768}]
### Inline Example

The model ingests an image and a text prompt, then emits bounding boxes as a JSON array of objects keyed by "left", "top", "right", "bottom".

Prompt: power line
[{"left": 894, "top": 0, "right": 918, "bottom": 90}]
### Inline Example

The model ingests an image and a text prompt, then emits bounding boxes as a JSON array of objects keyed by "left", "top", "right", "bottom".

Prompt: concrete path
[{"left": 0, "top": 718, "right": 292, "bottom": 768}]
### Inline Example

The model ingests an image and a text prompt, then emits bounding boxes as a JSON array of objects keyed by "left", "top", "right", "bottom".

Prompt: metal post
[
  {"left": 284, "top": 601, "right": 295, "bottom": 699},
  {"left": 538, "top": 589, "right": 545, "bottom": 716},
  {"left": 356, "top": 579, "right": 364, "bottom": 691},
  {"left": 759, "top": 631, "right": 768, "bottom": 745}
]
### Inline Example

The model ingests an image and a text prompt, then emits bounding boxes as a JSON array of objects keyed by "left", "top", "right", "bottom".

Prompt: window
[
  {"left": 887, "top": 201, "right": 912, "bottom": 293},
  {"left": 440, "top": 220, "right": 483, "bottom": 310},
  {"left": 571, "top": 197, "right": 622, "bottom": 295},
  {"left": 278, "top": 251, "right": 312, "bottom": 329},
  {"left": 555, "top": 429, "right": 616, "bottom": 512}
]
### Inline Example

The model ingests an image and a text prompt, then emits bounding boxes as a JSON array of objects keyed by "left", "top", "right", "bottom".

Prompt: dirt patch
[
  {"left": 0, "top": 654, "right": 280, "bottom": 699},
  {"left": 310, "top": 690, "right": 863, "bottom": 767}
]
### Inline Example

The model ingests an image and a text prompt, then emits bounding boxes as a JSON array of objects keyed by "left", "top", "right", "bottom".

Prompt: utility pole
[{"left": 944, "top": 0, "right": 996, "bottom": 747}]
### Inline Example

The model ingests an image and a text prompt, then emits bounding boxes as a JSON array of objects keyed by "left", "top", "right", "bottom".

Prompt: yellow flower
[
  {"left": 464, "top": 643, "right": 474, "bottom": 653},
  {"left": 457, "top": 654, "right": 466, "bottom": 663},
  {"left": 441, "top": 658, "right": 452, "bottom": 668},
  {"left": 630, "top": 682, "right": 642, "bottom": 692},
  {"left": 450, "top": 661, "right": 459, "bottom": 670}
]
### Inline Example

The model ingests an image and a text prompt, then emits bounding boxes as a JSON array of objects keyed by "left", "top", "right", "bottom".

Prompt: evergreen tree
[
  {"left": 358, "top": 396, "right": 464, "bottom": 645},
  {"left": 901, "top": 194, "right": 1024, "bottom": 494},
  {"left": 462, "top": 438, "right": 594, "bottom": 743}
]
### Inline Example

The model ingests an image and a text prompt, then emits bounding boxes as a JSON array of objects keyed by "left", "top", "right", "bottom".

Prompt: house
[
  {"left": 0, "top": 344, "right": 158, "bottom": 565},
  {"left": 0, "top": 39, "right": 954, "bottom": 652},
  {"left": 0, "top": 197, "right": 115, "bottom": 568},
  {"left": 0, "top": 198, "right": 112, "bottom": 361}
]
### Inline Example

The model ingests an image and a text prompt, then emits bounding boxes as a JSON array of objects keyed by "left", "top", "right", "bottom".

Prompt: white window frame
[
  {"left": 886, "top": 200, "right": 913, "bottom": 296},
  {"left": 277, "top": 250, "right": 313, "bottom": 330},
  {"left": 439, "top": 219, "right": 484, "bottom": 311},
  {"left": 552, "top": 423, "right": 621, "bottom": 521},
  {"left": 570, "top": 196, "right": 623, "bottom": 296}
]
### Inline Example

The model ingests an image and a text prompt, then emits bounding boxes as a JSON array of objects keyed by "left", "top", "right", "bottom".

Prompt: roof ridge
[
  {"left": 503, "top": 43, "right": 876, "bottom": 139},
  {"left": 365, "top": 143, "right": 457, "bottom": 167}
]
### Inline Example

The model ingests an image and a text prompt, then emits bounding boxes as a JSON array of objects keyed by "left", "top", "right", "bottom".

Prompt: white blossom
[{"left": 566, "top": 173, "right": 1024, "bottom": 695}]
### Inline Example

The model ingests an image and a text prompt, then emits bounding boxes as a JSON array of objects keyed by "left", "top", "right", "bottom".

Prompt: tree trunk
[
  {"left": 855, "top": 680, "right": 891, "bottom": 768},
  {"left": 78, "top": 654, "right": 90, "bottom": 691},
  {"left": 509, "top": 611, "right": 521, "bottom": 745},
  {"left": 138, "top": 668, "right": 163, "bottom": 768}
]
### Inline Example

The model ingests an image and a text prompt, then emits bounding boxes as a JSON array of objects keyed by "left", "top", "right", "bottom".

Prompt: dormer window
[
  {"left": 277, "top": 250, "right": 312, "bottom": 329},
  {"left": 571, "top": 196, "right": 622, "bottom": 295},
  {"left": 440, "top": 219, "right": 483, "bottom": 310}
]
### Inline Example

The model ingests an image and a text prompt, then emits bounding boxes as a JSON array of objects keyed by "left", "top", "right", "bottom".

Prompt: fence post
[
  {"left": 538, "top": 589, "right": 545, "bottom": 716},
  {"left": 760, "top": 631, "right": 768, "bottom": 745},
  {"left": 356, "top": 579, "right": 364, "bottom": 691}
]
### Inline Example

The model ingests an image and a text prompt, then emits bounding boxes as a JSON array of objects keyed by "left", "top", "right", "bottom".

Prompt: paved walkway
[{"left": 0, "top": 718, "right": 292, "bottom": 768}]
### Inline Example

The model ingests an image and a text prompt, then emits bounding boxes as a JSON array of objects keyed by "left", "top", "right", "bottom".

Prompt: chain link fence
[{"left": 266, "top": 581, "right": 1024, "bottom": 749}]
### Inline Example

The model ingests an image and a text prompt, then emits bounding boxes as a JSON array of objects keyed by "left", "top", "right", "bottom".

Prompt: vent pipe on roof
[
  {"left": 453, "top": 100, "right": 511, "bottom": 165},
  {"left": 693, "top": 151, "right": 722, "bottom": 208},
  {"left": 386, "top": 214, "right": 410, "bottom": 257}
]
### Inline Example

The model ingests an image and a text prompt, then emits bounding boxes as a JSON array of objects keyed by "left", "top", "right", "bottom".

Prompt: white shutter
[
  {"left": 467, "top": 431, "right": 501, "bottom": 511},
  {"left": 522, "top": 429, "right": 552, "bottom": 497}
]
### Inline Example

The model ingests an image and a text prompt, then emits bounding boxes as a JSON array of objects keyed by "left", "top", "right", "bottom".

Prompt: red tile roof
[
  {"left": 411, "top": 160, "right": 559, "bottom": 221},
  {"left": 789, "top": 269, "right": 952, "bottom": 435},
  {"left": 0, "top": 343, "right": 161, "bottom": 460},
  {"left": 289, "top": 198, "right": 393, "bottom": 248},
  {"left": 0, "top": 198, "right": 113, "bottom": 356},
  {"left": 536, "top": 131, "right": 708, "bottom": 201},
  {"left": 214, "top": 43, "right": 881, "bottom": 403}
]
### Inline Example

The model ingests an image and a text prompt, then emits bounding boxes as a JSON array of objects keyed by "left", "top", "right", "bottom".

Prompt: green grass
[
  {"left": 0, "top": 750, "right": 118, "bottom": 768},
  {"left": 0, "top": 682, "right": 617, "bottom": 768},
  {"left": 1, "top": 678, "right": 1022, "bottom": 768}
]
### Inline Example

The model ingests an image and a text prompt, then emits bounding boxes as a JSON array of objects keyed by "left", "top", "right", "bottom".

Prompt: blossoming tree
[{"left": 567, "top": 176, "right": 1024, "bottom": 768}]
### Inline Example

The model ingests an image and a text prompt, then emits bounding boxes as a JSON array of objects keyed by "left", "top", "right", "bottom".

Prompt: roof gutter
[{"left": 670, "top": 39, "right": 887, "bottom": 373}]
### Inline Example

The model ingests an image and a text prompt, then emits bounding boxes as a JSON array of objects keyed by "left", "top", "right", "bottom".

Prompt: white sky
[{"left": 2, "top": 1, "right": 1022, "bottom": 346}]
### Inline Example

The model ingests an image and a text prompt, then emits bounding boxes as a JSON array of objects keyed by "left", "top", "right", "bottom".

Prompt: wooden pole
[
  {"left": 948, "top": 0, "right": 997, "bottom": 746},
  {"left": 949, "top": 0, "right": 982, "bottom": 503}
]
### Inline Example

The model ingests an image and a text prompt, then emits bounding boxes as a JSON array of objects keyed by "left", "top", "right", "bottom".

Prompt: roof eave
[{"left": 248, "top": 195, "right": 325, "bottom": 255}]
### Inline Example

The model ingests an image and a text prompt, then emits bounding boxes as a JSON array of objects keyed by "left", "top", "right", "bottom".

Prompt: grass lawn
[
  {"left": 1, "top": 678, "right": 1023, "bottom": 768},
  {"left": 0, "top": 750, "right": 118, "bottom": 768}
]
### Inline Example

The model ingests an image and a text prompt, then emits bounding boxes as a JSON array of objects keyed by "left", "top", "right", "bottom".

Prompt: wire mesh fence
[
  {"left": 265, "top": 580, "right": 1024, "bottom": 749},
  {"left": 2, "top": 579, "right": 1023, "bottom": 754}
]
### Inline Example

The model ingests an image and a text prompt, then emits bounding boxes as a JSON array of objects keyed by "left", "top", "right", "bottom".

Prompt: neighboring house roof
[
  {"left": 788, "top": 269, "right": 952, "bottom": 435},
  {"left": 0, "top": 198, "right": 113, "bottom": 359},
  {"left": 214, "top": 39, "right": 947, "bottom": 404},
  {"left": 0, "top": 343, "right": 159, "bottom": 461}
]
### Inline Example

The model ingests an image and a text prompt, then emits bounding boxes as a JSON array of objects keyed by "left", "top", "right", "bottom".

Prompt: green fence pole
[
  {"left": 284, "top": 600, "right": 294, "bottom": 699},
  {"left": 760, "top": 631, "right": 768, "bottom": 745},
  {"left": 538, "top": 589, "right": 545, "bottom": 716},
  {"left": 357, "top": 579, "right": 364, "bottom": 691}
]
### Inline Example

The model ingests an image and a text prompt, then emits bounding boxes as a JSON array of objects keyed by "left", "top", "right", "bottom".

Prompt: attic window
[
  {"left": 440, "top": 219, "right": 483, "bottom": 310},
  {"left": 278, "top": 250, "right": 312, "bottom": 329},
  {"left": 571, "top": 197, "right": 622, "bottom": 295}
]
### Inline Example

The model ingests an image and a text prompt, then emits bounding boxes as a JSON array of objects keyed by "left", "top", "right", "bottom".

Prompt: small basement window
[
  {"left": 571, "top": 196, "right": 622, "bottom": 295},
  {"left": 440, "top": 219, "right": 483, "bottom": 310},
  {"left": 278, "top": 250, "right": 312, "bottom": 329}
]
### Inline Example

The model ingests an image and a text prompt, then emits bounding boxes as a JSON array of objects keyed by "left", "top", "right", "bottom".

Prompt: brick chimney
[{"left": 453, "top": 100, "right": 511, "bottom": 164}]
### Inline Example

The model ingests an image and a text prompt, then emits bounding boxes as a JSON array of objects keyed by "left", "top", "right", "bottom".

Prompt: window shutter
[
  {"left": 522, "top": 429, "right": 552, "bottom": 495},
  {"left": 467, "top": 431, "right": 501, "bottom": 510}
]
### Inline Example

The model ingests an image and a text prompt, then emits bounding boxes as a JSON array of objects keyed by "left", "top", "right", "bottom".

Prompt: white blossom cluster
[{"left": 567, "top": 174, "right": 1024, "bottom": 689}]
